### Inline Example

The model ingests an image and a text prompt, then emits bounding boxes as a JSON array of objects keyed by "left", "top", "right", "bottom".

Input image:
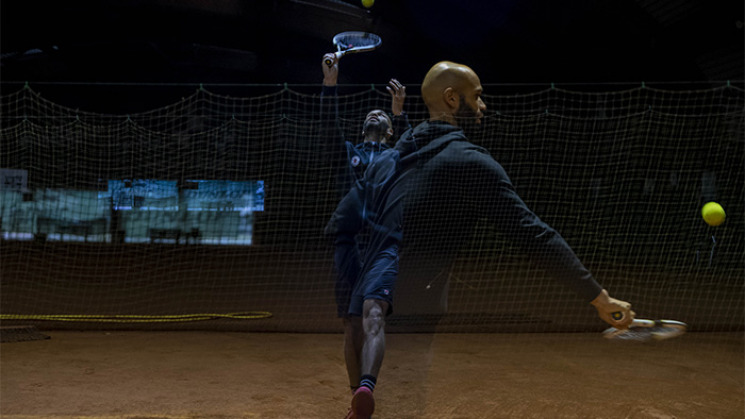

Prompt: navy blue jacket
[{"left": 321, "top": 85, "right": 410, "bottom": 184}]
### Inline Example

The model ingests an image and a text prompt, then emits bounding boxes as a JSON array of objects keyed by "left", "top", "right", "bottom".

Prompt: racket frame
[
  {"left": 603, "top": 319, "right": 687, "bottom": 342},
  {"left": 324, "top": 31, "right": 382, "bottom": 66}
]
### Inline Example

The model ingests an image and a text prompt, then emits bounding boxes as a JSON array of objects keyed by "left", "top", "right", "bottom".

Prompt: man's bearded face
[{"left": 455, "top": 94, "right": 482, "bottom": 135}]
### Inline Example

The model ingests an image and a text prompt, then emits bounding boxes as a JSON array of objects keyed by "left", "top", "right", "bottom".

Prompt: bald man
[{"left": 326, "top": 61, "right": 634, "bottom": 419}]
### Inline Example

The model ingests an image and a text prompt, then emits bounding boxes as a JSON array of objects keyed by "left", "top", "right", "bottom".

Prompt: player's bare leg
[
  {"left": 361, "top": 298, "right": 388, "bottom": 378},
  {"left": 343, "top": 316, "right": 364, "bottom": 394},
  {"left": 350, "top": 298, "right": 389, "bottom": 418}
]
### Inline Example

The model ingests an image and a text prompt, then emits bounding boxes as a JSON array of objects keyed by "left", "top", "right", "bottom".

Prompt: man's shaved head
[{"left": 421, "top": 61, "right": 486, "bottom": 127}]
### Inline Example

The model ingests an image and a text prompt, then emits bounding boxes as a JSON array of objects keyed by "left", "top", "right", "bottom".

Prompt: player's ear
[{"left": 444, "top": 87, "right": 458, "bottom": 111}]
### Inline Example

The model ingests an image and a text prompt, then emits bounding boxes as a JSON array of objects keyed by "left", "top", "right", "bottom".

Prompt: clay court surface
[{"left": 1, "top": 331, "right": 742, "bottom": 419}]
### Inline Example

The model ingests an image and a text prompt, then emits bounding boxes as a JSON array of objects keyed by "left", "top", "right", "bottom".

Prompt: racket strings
[
  {"left": 334, "top": 33, "right": 381, "bottom": 49},
  {"left": 605, "top": 322, "right": 686, "bottom": 341}
]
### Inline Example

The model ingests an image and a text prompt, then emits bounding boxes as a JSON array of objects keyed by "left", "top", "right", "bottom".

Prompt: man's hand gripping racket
[
  {"left": 592, "top": 289, "right": 687, "bottom": 342},
  {"left": 591, "top": 289, "right": 635, "bottom": 329}
]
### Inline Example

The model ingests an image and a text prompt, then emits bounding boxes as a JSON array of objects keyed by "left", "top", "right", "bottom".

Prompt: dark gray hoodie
[{"left": 327, "top": 120, "right": 603, "bottom": 315}]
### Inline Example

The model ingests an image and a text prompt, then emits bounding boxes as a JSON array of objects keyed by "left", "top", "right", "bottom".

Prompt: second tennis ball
[
  {"left": 701, "top": 202, "right": 726, "bottom": 226},
  {"left": 362, "top": 0, "right": 374, "bottom": 8}
]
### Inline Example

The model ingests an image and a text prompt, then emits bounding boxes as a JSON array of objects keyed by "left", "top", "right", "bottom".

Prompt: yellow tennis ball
[
  {"left": 361, "top": 0, "right": 374, "bottom": 8},
  {"left": 701, "top": 202, "right": 726, "bottom": 226}
]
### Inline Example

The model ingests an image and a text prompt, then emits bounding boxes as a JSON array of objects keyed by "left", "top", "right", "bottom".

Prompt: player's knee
[
  {"left": 363, "top": 300, "right": 387, "bottom": 335},
  {"left": 365, "top": 315, "right": 385, "bottom": 336}
]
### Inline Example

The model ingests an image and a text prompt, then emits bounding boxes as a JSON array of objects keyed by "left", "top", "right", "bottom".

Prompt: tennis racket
[
  {"left": 603, "top": 318, "right": 687, "bottom": 342},
  {"left": 324, "top": 32, "right": 382, "bottom": 66}
]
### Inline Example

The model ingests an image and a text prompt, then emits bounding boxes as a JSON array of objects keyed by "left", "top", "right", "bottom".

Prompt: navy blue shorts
[{"left": 348, "top": 245, "right": 399, "bottom": 317}]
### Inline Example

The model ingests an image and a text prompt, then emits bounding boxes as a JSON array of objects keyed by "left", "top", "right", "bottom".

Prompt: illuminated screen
[{"left": 0, "top": 179, "right": 264, "bottom": 245}]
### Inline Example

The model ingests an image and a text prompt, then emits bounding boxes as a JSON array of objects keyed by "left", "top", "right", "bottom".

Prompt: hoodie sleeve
[
  {"left": 325, "top": 179, "right": 364, "bottom": 238},
  {"left": 465, "top": 148, "right": 603, "bottom": 302},
  {"left": 391, "top": 112, "right": 412, "bottom": 143}
]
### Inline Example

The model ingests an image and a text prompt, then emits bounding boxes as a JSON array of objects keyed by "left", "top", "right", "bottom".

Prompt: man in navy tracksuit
[
  {"left": 326, "top": 61, "right": 635, "bottom": 419},
  {"left": 320, "top": 52, "right": 411, "bottom": 414}
]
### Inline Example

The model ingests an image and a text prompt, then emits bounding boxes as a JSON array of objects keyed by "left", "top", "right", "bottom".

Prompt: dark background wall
[{"left": 1, "top": 0, "right": 743, "bottom": 113}]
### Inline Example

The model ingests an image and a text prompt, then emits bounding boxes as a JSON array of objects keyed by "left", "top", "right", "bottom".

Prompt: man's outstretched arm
[{"left": 471, "top": 151, "right": 634, "bottom": 329}]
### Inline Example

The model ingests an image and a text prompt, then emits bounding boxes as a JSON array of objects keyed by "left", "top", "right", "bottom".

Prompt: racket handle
[{"left": 325, "top": 51, "right": 342, "bottom": 67}]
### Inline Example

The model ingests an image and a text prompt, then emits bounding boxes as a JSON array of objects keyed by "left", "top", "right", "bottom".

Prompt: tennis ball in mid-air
[
  {"left": 361, "top": 0, "right": 374, "bottom": 8},
  {"left": 701, "top": 202, "right": 726, "bottom": 226}
]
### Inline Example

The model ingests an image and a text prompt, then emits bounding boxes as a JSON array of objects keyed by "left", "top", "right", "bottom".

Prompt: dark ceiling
[{"left": 1, "top": 0, "right": 743, "bottom": 94}]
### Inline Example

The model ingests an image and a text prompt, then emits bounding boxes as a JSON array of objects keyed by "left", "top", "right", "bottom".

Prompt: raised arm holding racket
[{"left": 321, "top": 35, "right": 410, "bottom": 187}]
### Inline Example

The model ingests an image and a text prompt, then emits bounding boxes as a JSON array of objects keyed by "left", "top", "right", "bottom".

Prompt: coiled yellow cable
[{"left": 0, "top": 312, "right": 273, "bottom": 323}]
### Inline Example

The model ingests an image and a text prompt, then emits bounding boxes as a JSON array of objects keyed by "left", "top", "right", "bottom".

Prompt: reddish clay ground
[{"left": 1, "top": 331, "right": 742, "bottom": 418}]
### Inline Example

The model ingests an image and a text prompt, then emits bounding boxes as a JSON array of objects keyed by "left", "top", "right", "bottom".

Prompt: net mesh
[{"left": 0, "top": 82, "right": 743, "bottom": 333}]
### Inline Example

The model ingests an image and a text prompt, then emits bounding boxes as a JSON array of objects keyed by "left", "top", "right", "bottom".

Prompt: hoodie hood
[{"left": 394, "top": 120, "right": 468, "bottom": 166}]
